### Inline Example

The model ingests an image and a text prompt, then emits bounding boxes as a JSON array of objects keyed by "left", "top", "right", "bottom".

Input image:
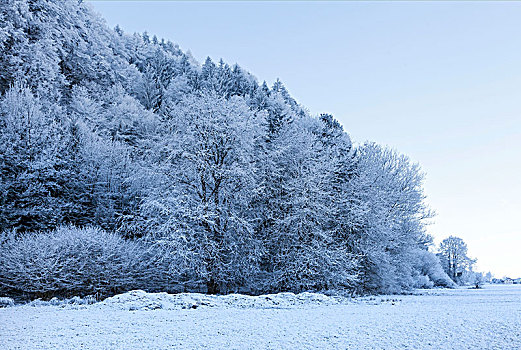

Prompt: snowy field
[{"left": 1, "top": 285, "right": 520, "bottom": 350}]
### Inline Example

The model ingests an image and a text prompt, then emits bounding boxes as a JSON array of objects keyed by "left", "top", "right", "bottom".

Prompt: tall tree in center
[{"left": 142, "top": 93, "right": 264, "bottom": 293}]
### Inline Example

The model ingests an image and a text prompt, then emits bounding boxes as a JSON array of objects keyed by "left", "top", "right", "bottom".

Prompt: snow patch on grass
[
  {"left": 97, "top": 290, "right": 353, "bottom": 311},
  {"left": 26, "top": 295, "right": 97, "bottom": 308}
]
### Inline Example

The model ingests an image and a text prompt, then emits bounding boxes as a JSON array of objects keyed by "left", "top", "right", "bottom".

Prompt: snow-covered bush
[
  {"left": 0, "top": 296, "right": 15, "bottom": 307},
  {"left": 413, "top": 275, "right": 434, "bottom": 289},
  {"left": 413, "top": 249, "right": 455, "bottom": 288},
  {"left": 468, "top": 271, "right": 485, "bottom": 288},
  {"left": 27, "top": 295, "right": 98, "bottom": 307},
  {"left": 0, "top": 226, "right": 173, "bottom": 300}
]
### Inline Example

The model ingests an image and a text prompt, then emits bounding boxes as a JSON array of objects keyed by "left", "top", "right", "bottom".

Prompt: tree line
[{"left": 0, "top": 0, "right": 455, "bottom": 299}]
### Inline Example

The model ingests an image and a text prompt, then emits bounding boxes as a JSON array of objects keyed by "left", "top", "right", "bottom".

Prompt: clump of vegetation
[
  {"left": 0, "top": 226, "right": 175, "bottom": 300},
  {"left": 0, "top": 0, "right": 455, "bottom": 298}
]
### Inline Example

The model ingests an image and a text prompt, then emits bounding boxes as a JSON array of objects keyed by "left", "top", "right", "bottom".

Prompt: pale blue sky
[{"left": 90, "top": 1, "right": 521, "bottom": 277}]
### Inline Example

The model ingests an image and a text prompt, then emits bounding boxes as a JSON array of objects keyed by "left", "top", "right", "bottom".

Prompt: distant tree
[
  {"left": 201, "top": 56, "right": 217, "bottom": 91},
  {"left": 438, "top": 236, "right": 476, "bottom": 283},
  {"left": 250, "top": 81, "right": 270, "bottom": 111},
  {"left": 230, "top": 64, "right": 256, "bottom": 97},
  {"left": 470, "top": 272, "right": 485, "bottom": 289},
  {"left": 215, "top": 59, "right": 233, "bottom": 96},
  {"left": 484, "top": 271, "right": 493, "bottom": 283}
]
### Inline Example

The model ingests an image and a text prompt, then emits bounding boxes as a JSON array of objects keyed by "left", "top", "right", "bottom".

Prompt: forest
[{"left": 0, "top": 0, "right": 455, "bottom": 300}]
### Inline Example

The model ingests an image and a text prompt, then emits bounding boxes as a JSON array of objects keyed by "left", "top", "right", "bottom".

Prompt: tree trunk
[{"left": 206, "top": 278, "right": 219, "bottom": 294}]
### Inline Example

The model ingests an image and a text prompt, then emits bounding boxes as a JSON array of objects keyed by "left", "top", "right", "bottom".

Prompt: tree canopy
[{"left": 0, "top": 0, "right": 453, "bottom": 296}]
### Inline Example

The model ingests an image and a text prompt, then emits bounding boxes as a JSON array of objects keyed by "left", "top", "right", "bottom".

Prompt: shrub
[
  {"left": 0, "top": 226, "right": 174, "bottom": 300},
  {"left": 0, "top": 296, "right": 14, "bottom": 307},
  {"left": 414, "top": 249, "right": 456, "bottom": 288}
]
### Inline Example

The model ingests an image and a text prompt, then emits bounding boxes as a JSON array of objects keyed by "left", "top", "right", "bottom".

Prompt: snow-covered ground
[{"left": 1, "top": 284, "right": 520, "bottom": 349}]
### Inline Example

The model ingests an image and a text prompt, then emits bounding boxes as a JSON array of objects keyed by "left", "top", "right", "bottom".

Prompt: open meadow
[{"left": 1, "top": 285, "right": 519, "bottom": 349}]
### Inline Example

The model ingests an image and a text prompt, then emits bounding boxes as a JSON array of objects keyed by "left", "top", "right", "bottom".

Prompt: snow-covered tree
[
  {"left": 347, "top": 143, "right": 435, "bottom": 292},
  {"left": 0, "top": 82, "right": 71, "bottom": 231},
  {"left": 470, "top": 272, "right": 485, "bottom": 288},
  {"left": 141, "top": 93, "right": 264, "bottom": 293},
  {"left": 438, "top": 236, "right": 476, "bottom": 284},
  {"left": 257, "top": 115, "right": 358, "bottom": 292}
]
